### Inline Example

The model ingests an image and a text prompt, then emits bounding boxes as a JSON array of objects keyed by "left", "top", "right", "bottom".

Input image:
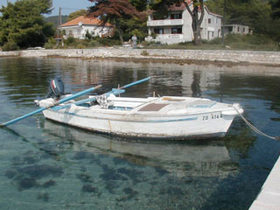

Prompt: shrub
[
  {"left": 65, "top": 37, "right": 76, "bottom": 45},
  {"left": 88, "top": 40, "right": 100, "bottom": 47},
  {"left": 44, "top": 37, "right": 56, "bottom": 49},
  {"left": 96, "top": 37, "right": 121, "bottom": 46},
  {"left": 2, "top": 40, "right": 19, "bottom": 51},
  {"left": 208, "top": 37, "right": 222, "bottom": 45},
  {"left": 76, "top": 43, "right": 86, "bottom": 49}
]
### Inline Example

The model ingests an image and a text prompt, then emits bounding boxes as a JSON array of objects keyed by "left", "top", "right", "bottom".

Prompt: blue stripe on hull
[{"left": 49, "top": 110, "right": 198, "bottom": 123}]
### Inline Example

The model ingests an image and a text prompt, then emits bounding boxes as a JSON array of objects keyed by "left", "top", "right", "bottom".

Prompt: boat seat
[{"left": 187, "top": 100, "right": 216, "bottom": 108}]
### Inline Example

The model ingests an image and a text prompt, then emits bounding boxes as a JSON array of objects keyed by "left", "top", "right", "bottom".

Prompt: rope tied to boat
[{"left": 233, "top": 106, "right": 280, "bottom": 141}]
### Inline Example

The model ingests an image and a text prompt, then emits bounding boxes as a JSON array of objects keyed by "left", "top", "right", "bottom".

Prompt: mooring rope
[{"left": 233, "top": 106, "right": 280, "bottom": 141}]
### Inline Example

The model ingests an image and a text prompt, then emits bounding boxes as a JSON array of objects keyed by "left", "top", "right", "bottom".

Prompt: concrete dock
[{"left": 250, "top": 156, "right": 280, "bottom": 209}]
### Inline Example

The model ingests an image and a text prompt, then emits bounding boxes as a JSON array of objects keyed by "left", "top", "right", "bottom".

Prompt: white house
[
  {"left": 146, "top": 3, "right": 223, "bottom": 44},
  {"left": 60, "top": 16, "right": 114, "bottom": 39},
  {"left": 223, "top": 24, "right": 253, "bottom": 36}
]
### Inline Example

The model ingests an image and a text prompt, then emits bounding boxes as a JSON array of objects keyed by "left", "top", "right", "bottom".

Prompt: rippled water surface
[{"left": 0, "top": 57, "right": 280, "bottom": 210}]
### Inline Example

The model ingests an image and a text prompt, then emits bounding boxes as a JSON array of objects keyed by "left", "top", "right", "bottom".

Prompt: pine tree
[
  {"left": 0, "top": 0, "right": 54, "bottom": 50},
  {"left": 88, "top": 0, "right": 144, "bottom": 43}
]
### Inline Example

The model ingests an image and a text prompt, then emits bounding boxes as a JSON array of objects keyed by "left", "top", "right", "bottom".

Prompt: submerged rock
[
  {"left": 5, "top": 164, "right": 63, "bottom": 191},
  {"left": 18, "top": 164, "right": 63, "bottom": 179},
  {"left": 105, "top": 180, "right": 119, "bottom": 194},
  {"left": 100, "top": 166, "right": 128, "bottom": 181},
  {"left": 82, "top": 184, "right": 97, "bottom": 193},
  {"left": 77, "top": 173, "right": 92, "bottom": 183},
  {"left": 18, "top": 177, "right": 38, "bottom": 191},
  {"left": 154, "top": 167, "right": 168, "bottom": 176},
  {"left": 5, "top": 169, "right": 17, "bottom": 179},
  {"left": 72, "top": 151, "right": 95, "bottom": 160},
  {"left": 117, "top": 187, "right": 139, "bottom": 201},
  {"left": 117, "top": 167, "right": 143, "bottom": 184},
  {"left": 42, "top": 179, "right": 56, "bottom": 188},
  {"left": 37, "top": 192, "right": 49, "bottom": 202}
]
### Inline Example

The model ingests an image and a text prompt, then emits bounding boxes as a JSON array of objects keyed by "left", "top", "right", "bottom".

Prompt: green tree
[
  {"left": 88, "top": 0, "right": 145, "bottom": 43},
  {"left": 270, "top": 0, "right": 280, "bottom": 41},
  {"left": 129, "top": 0, "right": 148, "bottom": 11},
  {"left": 206, "top": 0, "right": 275, "bottom": 35},
  {"left": 0, "top": 0, "right": 55, "bottom": 49},
  {"left": 68, "top": 9, "right": 88, "bottom": 21},
  {"left": 270, "top": 0, "right": 280, "bottom": 19}
]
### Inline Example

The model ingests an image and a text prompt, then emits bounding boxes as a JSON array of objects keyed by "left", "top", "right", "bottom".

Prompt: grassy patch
[
  {"left": 44, "top": 37, "right": 122, "bottom": 49},
  {"left": 142, "top": 34, "right": 280, "bottom": 51},
  {"left": 14, "top": 34, "right": 277, "bottom": 51}
]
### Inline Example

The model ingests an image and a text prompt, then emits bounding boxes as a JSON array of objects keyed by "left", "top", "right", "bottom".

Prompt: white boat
[{"left": 38, "top": 93, "right": 243, "bottom": 140}]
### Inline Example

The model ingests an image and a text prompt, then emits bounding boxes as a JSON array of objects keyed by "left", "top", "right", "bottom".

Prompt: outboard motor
[{"left": 47, "top": 77, "right": 65, "bottom": 99}]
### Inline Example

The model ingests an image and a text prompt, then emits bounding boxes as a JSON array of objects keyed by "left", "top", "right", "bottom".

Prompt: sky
[{"left": 0, "top": 0, "right": 93, "bottom": 16}]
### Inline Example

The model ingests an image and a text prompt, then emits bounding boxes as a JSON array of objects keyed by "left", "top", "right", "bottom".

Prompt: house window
[
  {"left": 170, "top": 13, "right": 182, "bottom": 19},
  {"left": 171, "top": 27, "right": 182, "bottom": 34},
  {"left": 154, "top": 28, "right": 164, "bottom": 34},
  {"left": 69, "top": 30, "right": 73, "bottom": 37},
  {"left": 237, "top": 26, "right": 240, "bottom": 32},
  {"left": 243, "top": 28, "right": 245, "bottom": 33},
  {"left": 208, "top": 18, "right": 211, "bottom": 24}
]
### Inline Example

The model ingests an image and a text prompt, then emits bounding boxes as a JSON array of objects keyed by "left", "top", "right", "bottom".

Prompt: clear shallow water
[{"left": 0, "top": 57, "right": 280, "bottom": 209}]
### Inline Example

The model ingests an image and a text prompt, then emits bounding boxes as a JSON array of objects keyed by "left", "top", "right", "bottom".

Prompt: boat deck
[{"left": 250, "top": 156, "right": 280, "bottom": 209}]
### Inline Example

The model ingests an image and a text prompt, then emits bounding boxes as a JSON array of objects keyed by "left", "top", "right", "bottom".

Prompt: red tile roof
[{"left": 61, "top": 16, "right": 112, "bottom": 27}]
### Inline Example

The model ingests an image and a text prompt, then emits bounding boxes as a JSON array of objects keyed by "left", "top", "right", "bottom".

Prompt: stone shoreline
[{"left": 1, "top": 48, "right": 280, "bottom": 66}]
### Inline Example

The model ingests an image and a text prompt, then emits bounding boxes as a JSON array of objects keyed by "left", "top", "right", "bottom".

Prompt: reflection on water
[
  {"left": 0, "top": 57, "right": 280, "bottom": 209},
  {"left": 43, "top": 120, "right": 237, "bottom": 178}
]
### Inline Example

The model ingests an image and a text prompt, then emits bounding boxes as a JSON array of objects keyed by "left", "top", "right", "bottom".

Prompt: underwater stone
[
  {"left": 73, "top": 151, "right": 96, "bottom": 160},
  {"left": 37, "top": 192, "right": 49, "bottom": 202},
  {"left": 18, "top": 177, "right": 38, "bottom": 191},
  {"left": 166, "top": 186, "right": 184, "bottom": 195},
  {"left": 100, "top": 167, "right": 128, "bottom": 181},
  {"left": 105, "top": 180, "right": 118, "bottom": 194},
  {"left": 77, "top": 173, "right": 92, "bottom": 183},
  {"left": 117, "top": 167, "right": 143, "bottom": 183},
  {"left": 123, "top": 187, "right": 137, "bottom": 195},
  {"left": 5, "top": 169, "right": 17, "bottom": 179},
  {"left": 17, "top": 164, "right": 63, "bottom": 179},
  {"left": 118, "top": 187, "right": 138, "bottom": 201},
  {"left": 11, "top": 156, "right": 22, "bottom": 166},
  {"left": 150, "top": 181, "right": 158, "bottom": 186},
  {"left": 82, "top": 184, "right": 97, "bottom": 193},
  {"left": 23, "top": 156, "right": 37, "bottom": 164},
  {"left": 42, "top": 179, "right": 56, "bottom": 188},
  {"left": 113, "top": 157, "right": 126, "bottom": 165},
  {"left": 155, "top": 167, "right": 168, "bottom": 176},
  {"left": 80, "top": 166, "right": 87, "bottom": 172}
]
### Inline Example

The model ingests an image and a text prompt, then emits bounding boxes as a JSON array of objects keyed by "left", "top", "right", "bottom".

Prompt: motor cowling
[{"left": 47, "top": 77, "right": 65, "bottom": 99}]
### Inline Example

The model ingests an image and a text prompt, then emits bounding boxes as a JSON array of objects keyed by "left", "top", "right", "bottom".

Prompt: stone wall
[{"left": 1, "top": 48, "right": 280, "bottom": 66}]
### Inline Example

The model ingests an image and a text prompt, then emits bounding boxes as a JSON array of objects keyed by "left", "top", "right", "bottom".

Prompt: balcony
[
  {"left": 145, "top": 34, "right": 185, "bottom": 44},
  {"left": 147, "top": 19, "right": 184, "bottom": 27}
]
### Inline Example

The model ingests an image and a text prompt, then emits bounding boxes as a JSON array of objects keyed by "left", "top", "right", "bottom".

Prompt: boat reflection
[{"left": 42, "top": 120, "right": 238, "bottom": 178}]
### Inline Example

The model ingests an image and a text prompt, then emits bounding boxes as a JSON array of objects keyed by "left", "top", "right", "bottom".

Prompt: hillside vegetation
[{"left": 0, "top": 0, "right": 279, "bottom": 51}]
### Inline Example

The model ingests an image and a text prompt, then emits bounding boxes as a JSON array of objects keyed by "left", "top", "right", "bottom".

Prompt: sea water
[{"left": 0, "top": 57, "right": 279, "bottom": 209}]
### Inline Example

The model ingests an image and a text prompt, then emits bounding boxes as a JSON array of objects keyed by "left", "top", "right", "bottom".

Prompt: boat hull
[{"left": 42, "top": 109, "right": 235, "bottom": 140}]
